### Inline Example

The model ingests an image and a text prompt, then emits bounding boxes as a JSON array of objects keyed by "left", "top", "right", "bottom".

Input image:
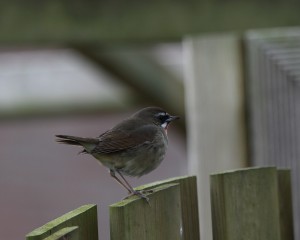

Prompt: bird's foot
[
  {"left": 123, "top": 190, "right": 150, "bottom": 204},
  {"left": 140, "top": 189, "right": 153, "bottom": 194}
]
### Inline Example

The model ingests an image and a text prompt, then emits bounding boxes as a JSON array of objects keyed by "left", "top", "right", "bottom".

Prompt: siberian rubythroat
[{"left": 56, "top": 107, "right": 179, "bottom": 201}]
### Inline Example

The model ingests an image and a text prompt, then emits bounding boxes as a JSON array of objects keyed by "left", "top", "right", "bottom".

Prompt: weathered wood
[
  {"left": 210, "top": 167, "right": 281, "bottom": 240},
  {"left": 277, "top": 169, "right": 294, "bottom": 240},
  {"left": 26, "top": 204, "right": 98, "bottom": 240},
  {"left": 110, "top": 183, "right": 182, "bottom": 240},
  {"left": 184, "top": 33, "right": 247, "bottom": 240},
  {"left": 136, "top": 175, "right": 200, "bottom": 240},
  {"left": 43, "top": 226, "right": 78, "bottom": 240}
]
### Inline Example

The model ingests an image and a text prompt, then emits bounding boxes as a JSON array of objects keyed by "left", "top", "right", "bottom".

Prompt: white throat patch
[{"left": 161, "top": 122, "right": 168, "bottom": 129}]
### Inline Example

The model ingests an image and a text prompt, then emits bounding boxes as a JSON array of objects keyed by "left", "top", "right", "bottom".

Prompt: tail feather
[
  {"left": 55, "top": 134, "right": 99, "bottom": 153},
  {"left": 56, "top": 135, "right": 84, "bottom": 146}
]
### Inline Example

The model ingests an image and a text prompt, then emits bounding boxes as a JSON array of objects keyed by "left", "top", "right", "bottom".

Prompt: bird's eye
[{"left": 156, "top": 112, "right": 169, "bottom": 122}]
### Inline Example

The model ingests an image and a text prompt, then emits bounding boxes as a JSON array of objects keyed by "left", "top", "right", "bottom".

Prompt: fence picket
[
  {"left": 210, "top": 167, "right": 294, "bottom": 240},
  {"left": 26, "top": 204, "right": 98, "bottom": 240},
  {"left": 110, "top": 183, "right": 182, "bottom": 240},
  {"left": 43, "top": 226, "right": 79, "bottom": 240},
  {"left": 278, "top": 169, "right": 294, "bottom": 240},
  {"left": 135, "top": 175, "right": 200, "bottom": 240}
]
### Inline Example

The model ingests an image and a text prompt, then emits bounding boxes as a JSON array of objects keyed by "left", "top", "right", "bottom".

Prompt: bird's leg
[
  {"left": 116, "top": 174, "right": 153, "bottom": 195},
  {"left": 116, "top": 170, "right": 150, "bottom": 203},
  {"left": 110, "top": 169, "right": 150, "bottom": 203},
  {"left": 115, "top": 170, "right": 135, "bottom": 193},
  {"left": 110, "top": 170, "right": 132, "bottom": 194}
]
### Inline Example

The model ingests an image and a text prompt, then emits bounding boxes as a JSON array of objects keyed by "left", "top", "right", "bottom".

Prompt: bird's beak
[{"left": 167, "top": 115, "right": 180, "bottom": 122}]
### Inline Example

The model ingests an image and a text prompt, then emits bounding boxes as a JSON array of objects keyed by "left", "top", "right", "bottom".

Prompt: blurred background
[{"left": 1, "top": 1, "right": 300, "bottom": 239}]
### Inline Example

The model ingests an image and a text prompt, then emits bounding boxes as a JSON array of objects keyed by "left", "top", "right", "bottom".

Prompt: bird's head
[{"left": 133, "top": 107, "right": 179, "bottom": 130}]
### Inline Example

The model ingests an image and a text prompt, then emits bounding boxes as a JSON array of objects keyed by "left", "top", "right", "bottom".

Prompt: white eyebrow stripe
[{"left": 155, "top": 112, "right": 167, "bottom": 117}]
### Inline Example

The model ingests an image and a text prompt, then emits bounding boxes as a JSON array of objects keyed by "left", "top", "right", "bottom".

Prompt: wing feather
[{"left": 93, "top": 119, "right": 157, "bottom": 154}]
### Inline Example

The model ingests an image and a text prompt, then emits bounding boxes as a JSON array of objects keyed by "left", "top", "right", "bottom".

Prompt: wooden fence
[
  {"left": 26, "top": 168, "right": 294, "bottom": 240},
  {"left": 244, "top": 28, "right": 300, "bottom": 239}
]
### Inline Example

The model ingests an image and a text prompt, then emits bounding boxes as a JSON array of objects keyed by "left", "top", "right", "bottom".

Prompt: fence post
[
  {"left": 183, "top": 33, "right": 247, "bottom": 240},
  {"left": 26, "top": 204, "right": 98, "bottom": 240},
  {"left": 210, "top": 167, "right": 294, "bottom": 240}
]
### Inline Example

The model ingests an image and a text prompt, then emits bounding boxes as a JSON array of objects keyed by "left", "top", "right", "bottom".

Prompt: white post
[{"left": 183, "top": 33, "right": 247, "bottom": 240}]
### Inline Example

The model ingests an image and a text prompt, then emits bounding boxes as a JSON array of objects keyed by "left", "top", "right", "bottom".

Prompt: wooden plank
[
  {"left": 277, "top": 169, "right": 294, "bottom": 240},
  {"left": 110, "top": 183, "right": 182, "bottom": 240},
  {"left": 135, "top": 175, "right": 200, "bottom": 240},
  {"left": 183, "top": 33, "right": 247, "bottom": 240},
  {"left": 26, "top": 204, "right": 98, "bottom": 240},
  {"left": 1, "top": 2, "right": 300, "bottom": 43},
  {"left": 43, "top": 226, "right": 78, "bottom": 240},
  {"left": 210, "top": 167, "right": 281, "bottom": 240}
]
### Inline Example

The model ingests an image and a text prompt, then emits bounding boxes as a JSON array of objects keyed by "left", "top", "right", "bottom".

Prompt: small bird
[{"left": 56, "top": 107, "right": 179, "bottom": 201}]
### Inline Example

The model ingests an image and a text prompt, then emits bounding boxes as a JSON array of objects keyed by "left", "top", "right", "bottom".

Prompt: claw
[
  {"left": 140, "top": 189, "right": 153, "bottom": 194},
  {"left": 123, "top": 190, "right": 150, "bottom": 205}
]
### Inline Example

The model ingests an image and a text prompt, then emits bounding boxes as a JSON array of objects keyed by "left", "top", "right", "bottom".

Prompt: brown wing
[{"left": 93, "top": 119, "right": 157, "bottom": 154}]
